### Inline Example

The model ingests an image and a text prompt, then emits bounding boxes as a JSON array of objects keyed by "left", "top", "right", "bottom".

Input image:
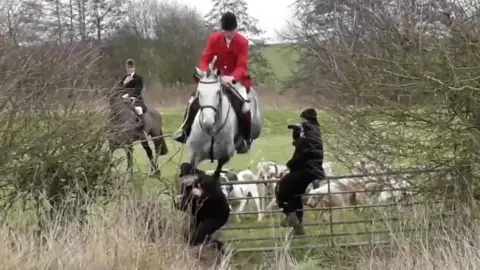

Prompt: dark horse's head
[{"left": 107, "top": 86, "right": 143, "bottom": 147}]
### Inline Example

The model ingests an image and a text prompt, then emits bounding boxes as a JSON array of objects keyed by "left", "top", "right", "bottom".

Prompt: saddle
[
  {"left": 222, "top": 86, "right": 243, "bottom": 116},
  {"left": 222, "top": 87, "right": 248, "bottom": 148},
  {"left": 123, "top": 96, "right": 146, "bottom": 130}
]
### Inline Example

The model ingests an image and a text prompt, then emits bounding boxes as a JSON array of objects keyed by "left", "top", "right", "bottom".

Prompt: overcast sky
[{"left": 174, "top": 0, "right": 295, "bottom": 43}]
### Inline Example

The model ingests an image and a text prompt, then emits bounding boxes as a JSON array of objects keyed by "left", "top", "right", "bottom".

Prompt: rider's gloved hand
[
  {"left": 221, "top": 75, "right": 234, "bottom": 85},
  {"left": 287, "top": 124, "right": 302, "bottom": 146},
  {"left": 123, "top": 75, "right": 133, "bottom": 85}
]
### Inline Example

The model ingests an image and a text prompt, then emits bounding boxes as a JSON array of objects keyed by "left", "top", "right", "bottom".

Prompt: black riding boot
[
  {"left": 286, "top": 212, "right": 305, "bottom": 235},
  {"left": 132, "top": 100, "right": 146, "bottom": 129},
  {"left": 236, "top": 111, "right": 252, "bottom": 154},
  {"left": 173, "top": 97, "right": 198, "bottom": 143}
]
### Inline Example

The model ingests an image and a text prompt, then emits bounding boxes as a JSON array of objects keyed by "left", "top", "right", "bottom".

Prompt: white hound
[
  {"left": 305, "top": 176, "right": 372, "bottom": 219},
  {"left": 209, "top": 169, "right": 263, "bottom": 222},
  {"left": 352, "top": 162, "right": 414, "bottom": 207},
  {"left": 256, "top": 161, "right": 289, "bottom": 212},
  {"left": 256, "top": 160, "right": 334, "bottom": 212},
  {"left": 364, "top": 177, "right": 414, "bottom": 210}
]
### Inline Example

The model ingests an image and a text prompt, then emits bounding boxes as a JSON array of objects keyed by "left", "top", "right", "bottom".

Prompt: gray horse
[
  {"left": 107, "top": 86, "right": 168, "bottom": 177},
  {"left": 187, "top": 65, "right": 262, "bottom": 178}
]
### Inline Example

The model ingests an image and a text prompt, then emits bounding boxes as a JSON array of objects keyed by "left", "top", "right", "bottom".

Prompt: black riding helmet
[
  {"left": 125, "top": 59, "right": 135, "bottom": 67},
  {"left": 221, "top": 12, "right": 237, "bottom": 31},
  {"left": 179, "top": 162, "right": 204, "bottom": 177},
  {"left": 300, "top": 107, "right": 319, "bottom": 125}
]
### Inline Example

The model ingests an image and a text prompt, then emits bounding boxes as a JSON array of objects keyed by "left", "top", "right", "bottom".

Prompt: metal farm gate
[{"left": 218, "top": 168, "right": 456, "bottom": 254}]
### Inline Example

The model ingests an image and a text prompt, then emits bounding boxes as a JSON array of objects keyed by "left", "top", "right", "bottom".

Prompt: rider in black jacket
[
  {"left": 276, "top": 108, "right": 325, "bottom": 235},
  {"left": 118, "top": 59, "right": 147, "bottom": 116}
]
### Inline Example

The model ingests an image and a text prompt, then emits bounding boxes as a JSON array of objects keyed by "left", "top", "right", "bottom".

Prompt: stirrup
[
  {"left": 173, "top": 129, "right": 188, "bottom": 143},
  {"left": 236, "top": 139, "right": 250, "bottom": 154},
  {"left": 173, "top": 129, "right": 185, "bottom": 137}
]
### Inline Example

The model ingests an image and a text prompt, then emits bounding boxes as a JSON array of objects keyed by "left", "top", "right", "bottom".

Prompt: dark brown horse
[{"left": 107, "top": 86, "right": 168, "bottom": 177}]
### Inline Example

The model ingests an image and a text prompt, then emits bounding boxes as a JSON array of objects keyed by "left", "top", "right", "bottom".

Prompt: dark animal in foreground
[
  {"left": 176, "top": 163, "right": 230, "bottom": 252},
  {"left": 107, "top": 86, "right": 168, "bottom": 177}
]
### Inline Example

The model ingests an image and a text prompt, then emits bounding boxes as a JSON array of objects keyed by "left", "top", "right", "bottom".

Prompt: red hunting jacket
[{"left": 195, "top": 31, "right": 252, "bottom": 91}]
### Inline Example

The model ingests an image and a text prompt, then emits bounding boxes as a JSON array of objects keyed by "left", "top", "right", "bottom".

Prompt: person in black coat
[
  {"left": 176, "top": 163, "right": 230, "bottom": 251},
  {"left": 276, "top": 107, "right": 325, "bottom": 235},
  {"left": 118, "top": 59, "right": 147, "bottom": 116}
]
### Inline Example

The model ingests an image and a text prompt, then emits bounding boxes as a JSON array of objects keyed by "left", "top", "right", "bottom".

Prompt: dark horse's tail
[{"left": 154, "top": 128, "right": 168, "bottom": 155}]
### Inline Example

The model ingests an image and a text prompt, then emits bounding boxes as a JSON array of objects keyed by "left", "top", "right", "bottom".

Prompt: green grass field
[
  {"left": 123, "top": 107, "right": 411, "bottom": 262},
  {"left": 130, "top": 108, "right": 338, "bottom": 181},
  {"left": 260, "top": 43, "right": 300, "bottom": 81}
]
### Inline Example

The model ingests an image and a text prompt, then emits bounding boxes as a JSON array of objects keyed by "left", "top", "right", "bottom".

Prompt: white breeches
[
  {"left": 134, "top": 106, "right": 143, "bottom": 115},
  {"left": 121, "top": 94, "right": 143, "bottom": 115}
]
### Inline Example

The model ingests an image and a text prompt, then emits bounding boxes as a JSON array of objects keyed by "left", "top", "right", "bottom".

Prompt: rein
[{"left": 196, "top": 79, "right": 232, "bottom": 162}]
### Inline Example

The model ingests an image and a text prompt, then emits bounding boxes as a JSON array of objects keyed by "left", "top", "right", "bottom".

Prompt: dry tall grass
[
  {"left": 0, "top": 196, "right": 230, "bottom": 270},
  {"left": 362, "top": 233, "right": 480, "bottom": 269},
  {"left": 355, "top": 216, "right": 480, "bottom": 270},
  {"left": 1, "top": 193, "right": 478, "bottom": 270}
]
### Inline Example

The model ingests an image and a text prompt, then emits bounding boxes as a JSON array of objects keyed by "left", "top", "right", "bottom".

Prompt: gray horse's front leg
[
  {"left": 214, "top": 157, "right": 230, "bottom": 180},
  {"left": 189, "top": 153, "right": 200, "bottom": 175}
]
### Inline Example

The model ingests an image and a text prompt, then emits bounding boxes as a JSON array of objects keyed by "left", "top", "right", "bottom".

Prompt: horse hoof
[
  {"left": 236, "top": 147, "right": 248, "bottom": 154},
  {"left": 149, "top": 171, "right": 161, "bottom": 178},
  {"left": 147, "top": 167, "right": 160, "bottom": 177}
]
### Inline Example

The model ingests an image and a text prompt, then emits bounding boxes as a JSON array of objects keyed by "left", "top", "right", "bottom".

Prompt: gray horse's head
[
  {"left": 107, "top": 87, "right": 141, "bottom": 140},
  {"left": 194, "top": 65, "right": 222, "bottom": 135}
]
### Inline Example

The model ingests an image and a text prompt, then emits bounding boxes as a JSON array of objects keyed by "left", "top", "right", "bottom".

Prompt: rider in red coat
[{"left": 173, "top": 11, "right": 253, "bottom": 153}]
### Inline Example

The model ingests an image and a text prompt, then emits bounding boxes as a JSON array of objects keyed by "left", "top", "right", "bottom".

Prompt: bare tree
[
  {"left": 285, "top": 0, "right": 480, "bottom": 204},
  {"left": 113, "top": 0, "right": 209, "bottom": 84},
  {"left": 90, "top": 0, "right": 127, "bottom": 40},
  {"left": 0, "top": 0, "right": 45, "bottom": 44},
  {"left": 42, "top": 0, "right": 68, "bottom": 43}
]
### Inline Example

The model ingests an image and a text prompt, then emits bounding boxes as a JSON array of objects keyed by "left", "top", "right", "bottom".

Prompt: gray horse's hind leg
[{"left": 248, "top": 88, "right": 262, "bottom": 141}]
